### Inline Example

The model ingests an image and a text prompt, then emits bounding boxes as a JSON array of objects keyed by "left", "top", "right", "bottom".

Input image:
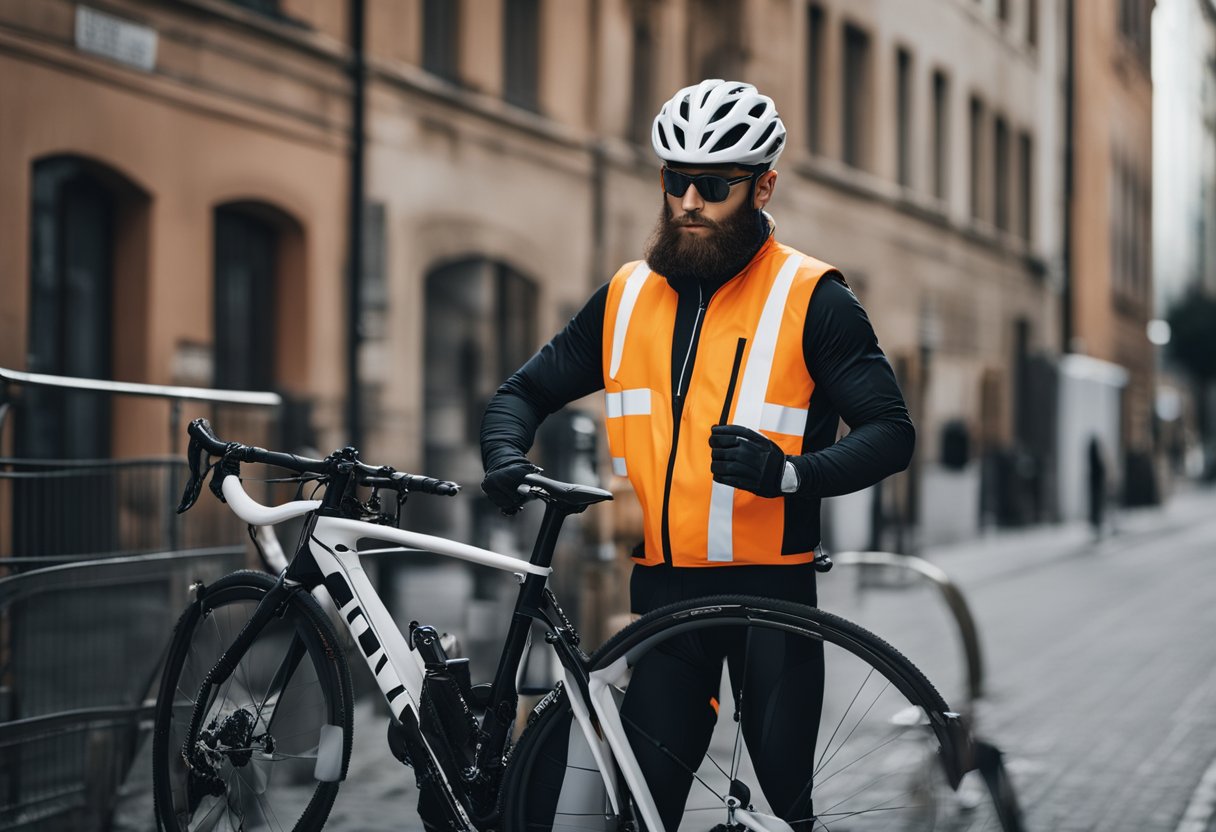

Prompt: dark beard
[{"left": 644, "top": 200, "right": 767, "bottom": 288}]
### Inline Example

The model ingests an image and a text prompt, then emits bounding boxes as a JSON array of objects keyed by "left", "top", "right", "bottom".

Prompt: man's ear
[{"left": 753, "top": 170, "right": 778, "bottom": 209}]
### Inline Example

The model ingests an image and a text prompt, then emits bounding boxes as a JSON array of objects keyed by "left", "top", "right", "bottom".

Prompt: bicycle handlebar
[{"left": 177, "top": 418, "right": 460, "bottom": 515}]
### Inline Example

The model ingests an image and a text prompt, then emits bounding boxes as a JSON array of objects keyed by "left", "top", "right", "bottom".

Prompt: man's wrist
[{"left": 781, "top": 458, "right": 800, "bottom": 493}]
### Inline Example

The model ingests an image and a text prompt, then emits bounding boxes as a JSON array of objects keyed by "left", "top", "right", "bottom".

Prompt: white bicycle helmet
[{"left": 652, "top": 79, "right": 787, "bottom": 169}]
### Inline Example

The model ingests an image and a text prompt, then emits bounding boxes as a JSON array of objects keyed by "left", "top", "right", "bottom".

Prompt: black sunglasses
[{"left": 661, "top": 167, "right": 755, "bottom": 203}]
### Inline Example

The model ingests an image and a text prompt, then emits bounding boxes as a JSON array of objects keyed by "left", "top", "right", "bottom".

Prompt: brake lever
[{"left": 175, "top": 438, "right": 206, "bottom": 514}]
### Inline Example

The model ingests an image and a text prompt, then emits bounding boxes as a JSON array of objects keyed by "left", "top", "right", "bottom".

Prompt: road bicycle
[{"left": 152, "top": 418, "right": 1024, "bottom": 831}]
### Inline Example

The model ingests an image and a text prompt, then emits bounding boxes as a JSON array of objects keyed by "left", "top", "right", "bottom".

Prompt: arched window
[
  {"left": 23, "top": 157, "right": 146, "bottom": 458},
  {"left": 213, "top": 203, "right": 282, "bottom": 391}
]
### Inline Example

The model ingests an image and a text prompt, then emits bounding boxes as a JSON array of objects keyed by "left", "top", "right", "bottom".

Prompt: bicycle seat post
[
  {"left": 526, "top": 498, "right": 577, "bottom": 571},
  {"left": 473, "top": 497, "right": 577, "bottom": 802}
]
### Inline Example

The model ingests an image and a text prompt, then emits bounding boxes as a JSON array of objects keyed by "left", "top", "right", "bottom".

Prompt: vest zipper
[
  {"left": 660, "top": 286, "right": 708, "bottom": 565},
  {"left": 674, "top": 284, "right": 705, "bottom": 399}
]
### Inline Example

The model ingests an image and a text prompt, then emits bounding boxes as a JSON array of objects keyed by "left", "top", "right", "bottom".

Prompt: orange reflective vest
[{"left": 602, "top": 236, "right": 837, "bottom": 567}]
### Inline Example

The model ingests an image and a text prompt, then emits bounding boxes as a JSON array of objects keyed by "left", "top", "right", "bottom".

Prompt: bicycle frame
[{"left": 211, "top": 475, "right": 671, "bottom": 832}]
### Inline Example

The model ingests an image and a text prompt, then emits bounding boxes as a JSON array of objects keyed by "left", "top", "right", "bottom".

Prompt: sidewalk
[{"left": 912, "top": 482, "right": 1216, "bottom": 587}]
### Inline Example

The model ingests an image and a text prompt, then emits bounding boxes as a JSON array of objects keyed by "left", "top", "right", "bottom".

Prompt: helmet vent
[
  {"left": 657, "top": 124, "right": 671, "bottom": 150},
  {"left": 709, "top": 103, "right": 734, "bottom": 125},
  {"left": 749, "top": 103, "right": 766, "bottom": 118},
  {"left": 679, "top": 98, "right": 690, "bottom": 120},
  {"left": 673, "top": 124, "right": 686, "bottom": 146},
  {"left": 753, "top": 122, "right": 776, "bottom": 149},
  {"left": 710, "top": 124, "right": 749, "bottom": 154}
]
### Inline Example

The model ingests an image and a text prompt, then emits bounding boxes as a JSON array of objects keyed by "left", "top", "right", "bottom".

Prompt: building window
[
  {"left": 806, "top": 4, "right": 826, "bottom": 154},
  {"left": 24, "top": 158, "right": 115, "bottom": 459},
  {"left": 842, "top": 23, "right": 871, "bottom": 170},
  {"left": 932, "top": 70, "right": 950, "bottom": 201},
  {"left": 504, "top": 0, "right": 540, "bottom": 112},
  {"left": 969, "top": 95, "right": 984, "bottom": 220},
  {"left": 422, "top": 0, "right": 460, "bottom": 82},
  {"left": 1018, "top": 131, "right": 1034, "bottom": 243},
  {"left": 1118, "top": 0, "right": 1151, "bottom": 66},
  {"left": 994, "top": 115, "right": 1010, "bottom": 231},
  {"left": 1140, "top": 172, "right": 1151, "bottom": 302},
  {"left": 225, "top": 0, "right": 280, "bottom": 16},
  {"left": 688, "top": 0, "right": 745, "bottom": 81},
  {"left": 214, "top": 207, "right": 277, "bottom": 391},
  {"left": 896, "top": 47, "right": 913, "bottom": 188},
  {"left": 629, "top": 0, "right": 656, "bottom": 144},
  {"left": 423, "top": 260, "right": 538, "bottom": 545}
]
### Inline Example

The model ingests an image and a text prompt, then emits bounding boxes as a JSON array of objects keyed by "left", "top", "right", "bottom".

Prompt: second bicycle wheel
[
  {"left": 501, "top": 596, "right": 1019, "bottom": 832},
  {"left": 152, "top": 570, "right": 354, "bottom": 832}
]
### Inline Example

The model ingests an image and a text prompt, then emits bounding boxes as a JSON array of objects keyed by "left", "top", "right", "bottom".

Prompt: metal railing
[
  {"left": 834, "top": 550, "right": 986, "bottom": 707},
  {"left": 0, "top": 367, "right": 286, "bottom": 831}
]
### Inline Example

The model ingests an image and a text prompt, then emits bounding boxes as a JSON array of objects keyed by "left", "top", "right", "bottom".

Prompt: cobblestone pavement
[
  {"left": 122, "top": 485, "right": 1216, "bottom": 831},
  {"left": 819, "top": 485, "right": 1216, "bottom": 832}
]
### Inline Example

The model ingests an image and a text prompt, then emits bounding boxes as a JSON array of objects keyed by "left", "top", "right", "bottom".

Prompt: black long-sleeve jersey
[{"left": 480, "top": 267, "right": 915, "bottom": 553}]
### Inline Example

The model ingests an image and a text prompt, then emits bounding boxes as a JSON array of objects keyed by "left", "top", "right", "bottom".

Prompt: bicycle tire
[
  {"left": 152, "top": 570, "right": 354, "bottom": 832},
  {"left": 501, "top": 595, "right": 1019, "bottom": 832}
]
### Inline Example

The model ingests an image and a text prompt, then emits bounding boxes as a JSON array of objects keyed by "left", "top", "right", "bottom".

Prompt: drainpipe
[
  {"left": 346, "top": 0, "right": 366, "bottom": 449},
  {"left": 1062, "top": 0, "right": 1076, "bottom": 354}
]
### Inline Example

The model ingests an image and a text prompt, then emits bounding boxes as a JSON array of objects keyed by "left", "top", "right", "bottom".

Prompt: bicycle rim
[
  {"left": 153, "top": 572, "right": 351, "bottom": 832},
  {"left": 503, "top": 596, "right": 1014, "bottom": 832}
]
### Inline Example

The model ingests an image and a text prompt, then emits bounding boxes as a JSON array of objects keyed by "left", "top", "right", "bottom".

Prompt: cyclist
[{"left": 480, "top": 79, "right": 914, "bottom": 831}]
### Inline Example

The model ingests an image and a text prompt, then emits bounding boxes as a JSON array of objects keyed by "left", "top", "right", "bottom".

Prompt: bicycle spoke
[
  {"left": 815, "top": 728, "right": 905, "bottom": 788},
  {"left": 257, "top": 629, "right": 308, "bottom": 733},
  {"left": 814, "top": 678, "right": 891, "bottom": 779},
  {"left": 620, "top": 713, "right": 726, "bottom": 804},
  {"left": 818, "top": 767, "right": 908, "bottom": 818},
  {"left": 729, "top": 625, "right": 753, "bottom": 784},
  {"left": 814, "top": 666, "right": 876, "bottom": 775},
  {"left": 252, "top": 771, "right": 289, "bottom": 832},
  {"left": 190, "top": 794, "right": 227, "bottom": 832},
  {"left": 817, "top": 803, "right": 920, "bottom": 822}
]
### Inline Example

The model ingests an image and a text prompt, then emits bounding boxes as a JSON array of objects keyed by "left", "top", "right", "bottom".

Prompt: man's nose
[{"left": 681, "top": 183, "right": 705, "bottom": 213}]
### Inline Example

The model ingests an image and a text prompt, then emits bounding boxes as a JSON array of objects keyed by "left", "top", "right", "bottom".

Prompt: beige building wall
[
  {"left": 4, "top": 0, "right": 1096, "bottom": 548},
  {"left": 347, "top": 0, "right": 1066, "bottom": 547},
  {"left": 0, "top": 0, "right": 353, "bottom": 456},
  {"left": 1071, "top": 0, "right": 1155, "bottom": 453}
]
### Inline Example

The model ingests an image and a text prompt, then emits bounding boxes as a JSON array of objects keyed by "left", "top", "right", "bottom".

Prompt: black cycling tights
[{"left": 621, "top": 563, "right": 825, "bottom": 832}]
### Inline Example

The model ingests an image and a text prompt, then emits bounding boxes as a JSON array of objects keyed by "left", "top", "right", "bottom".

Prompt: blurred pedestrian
[{"left": 1088, "top": 435, "right": 1107, "bottom": 540}]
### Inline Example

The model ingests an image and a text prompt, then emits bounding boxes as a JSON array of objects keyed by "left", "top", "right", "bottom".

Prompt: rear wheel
[
  {"left": 152, "top": 571, "right": 353, "bottom": 832},
  {"left": 501, "top": 596, "right": 1020, "bottom": 832}
]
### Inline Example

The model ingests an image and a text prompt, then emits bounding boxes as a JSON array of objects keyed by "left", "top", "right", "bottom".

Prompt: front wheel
[
  {"left": 152, "top": 570, "right": 354, "bottom": 832},
  {"left": 501, "top": 596, "right": 1022, "bottom": 832}
]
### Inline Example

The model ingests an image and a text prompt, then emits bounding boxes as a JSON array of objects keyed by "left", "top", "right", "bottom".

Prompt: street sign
[{"left": 75, "top": 6, "right": 158, "bottom": 72}]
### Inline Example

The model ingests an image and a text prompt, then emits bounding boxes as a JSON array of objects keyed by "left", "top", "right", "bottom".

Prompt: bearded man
[{"left": 479, "top": 80, "right": 914, "bottom": 830}]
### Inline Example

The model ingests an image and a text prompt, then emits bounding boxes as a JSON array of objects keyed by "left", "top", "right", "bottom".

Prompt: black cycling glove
[
  {"left": 481, "top": 458, "right": 542, "bottom": 515},
  {"left": 708, "top": 424, "right": 788, "bottom": 498}
]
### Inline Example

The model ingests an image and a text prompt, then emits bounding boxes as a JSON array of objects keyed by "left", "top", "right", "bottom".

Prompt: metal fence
[{"left": 0, "top": 367, "right": 286, "bottom": 831}]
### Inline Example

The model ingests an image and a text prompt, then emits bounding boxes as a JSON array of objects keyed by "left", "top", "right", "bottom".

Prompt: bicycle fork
[{"left": 182, "top": 575, "right": 341, "bottom": 791}]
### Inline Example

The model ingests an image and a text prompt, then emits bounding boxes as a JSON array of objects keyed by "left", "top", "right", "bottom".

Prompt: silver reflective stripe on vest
[
  {"left": 609, "top": 262, "right": 652, "bottom": 380},
  {"left": 706, "top": 253, "right": 805, "bottom": 563},
  {"left": 760, "top": 403, "right": 809, "bottom": 436},
  {"left": 612, "top": 457, "right": 628, "bottom": 477},
  {"left": 605, "top": 389, "right": 652, "bottom": 418},
  {"left": 707, "top": 480, "right": 735, "bottom": 562}
]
